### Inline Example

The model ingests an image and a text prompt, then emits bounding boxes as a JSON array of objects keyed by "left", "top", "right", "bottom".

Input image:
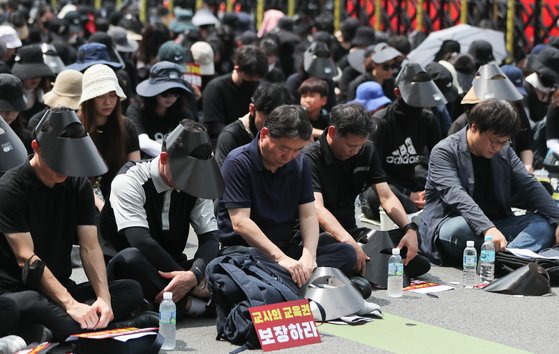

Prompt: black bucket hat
[
  {"left": 472, "top": 63, "right": 523, "bottom": 102},
  {"left": 303, "top": 41, "right": 338, "bottom": 79},
  {"left": 12, "top": 45, "right": 55, "bottom": 80},
  {"left": 350, "top": 27, "right": 375, "bottom": 47},
  {"left": 0, "top": 74, "right": 26, "bottom": 112},
  {"left": 89, "top": 31, "right": 125, "bottom": 68},
  {"left": 164, "top": 122, "right": 223, "bottom": 199},
  {"left": 396, "top": 63, "right": 447, "bottom": 107},
  {"left": 531, "top": 46, "right": 559, "bottom": 86},
  {"left": 467, "top": 39, "right": 495, "bottom": 67},
  {"left": 67, "top": 43, "right": 123, "bottom": 72},
  {"left": 136, "top": 61, "right": 191, "bottom": 97},
  {"left": 34, "top": 108, "right": 108, "bottom": 177},
  {"left": 0, "top": 116, "right": 27, "bottom": 172},
  {"left": 425, "top": 62, "right": 459, "bottom": 103}
]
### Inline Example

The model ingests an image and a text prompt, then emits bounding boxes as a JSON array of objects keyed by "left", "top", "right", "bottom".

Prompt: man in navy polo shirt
[{"left": 217, "top": 105, "right": 356, "bottom": 287}]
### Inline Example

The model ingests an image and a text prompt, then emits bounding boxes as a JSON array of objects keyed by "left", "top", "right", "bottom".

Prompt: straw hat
[
  {"left": 80, "top": 64, "right": 126, "bottom": 105},
  {"left": 43, "top": 69, "right": 83, "bottom": 110}
]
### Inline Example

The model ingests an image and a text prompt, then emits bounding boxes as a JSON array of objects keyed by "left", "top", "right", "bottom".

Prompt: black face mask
[{"left": 248, "top": 113, "right": 258, "bottom": 137}]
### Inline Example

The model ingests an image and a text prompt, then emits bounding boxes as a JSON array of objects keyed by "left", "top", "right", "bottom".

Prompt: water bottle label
[
  {"left": 388, "top": 263, "right": 403, "bottom": 276},
  {"left": 160, "top": 310, "right": 176, "bottom": 325},
  {"left": 463, "top": 255, "right": 477, "bottom": 267},
  {"left": 480, "top": 250, "right": 495, "bottom": 263}
]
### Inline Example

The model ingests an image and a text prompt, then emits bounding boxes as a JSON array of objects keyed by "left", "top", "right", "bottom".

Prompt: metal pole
[
  {"left": 196, "top": 0, "right": 203, "bottom": 10},
  {"left": 226, "top": 0, "right": 234, "bottom": 12},
  {"left": 417, "top": 0, "right": 424, "bottom": 31},
  {"left": 533, "top": 0, "right": 542, "bottom": 44},
  {"left": 506, "top": 0, "right": 515, "bottom": 56},
  {"left": 460, "top": 0, "right": 467, "bottom": 24},
  {"left": 288, "top": 0, "right": 295, "bottom": 16},
  {"left": 256, "top": 0, "right": 264, "bottom": 31},
  {"left": 375, "top": 0, "right": 382, "bottom": 31},
  {"left": 334, "top": 0, "right": 341, "bottom": 33},
  {"left": 168, "top": 0, "right": 174, "bottom": 17},
  {"left": 140, "top": 0, "right": 147, "bottom": 23}
]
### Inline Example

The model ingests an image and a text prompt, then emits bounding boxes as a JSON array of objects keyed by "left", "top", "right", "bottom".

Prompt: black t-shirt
[
  {"left": 371, "top": 99, "right": 441, "bottom": 191},
  {"left": 471, "top": 153, "right": 507, "bottom": 220},
  {"left": 0, "top": 161, "right": 96, "bottom": 293},
  {"left": 202, "top": 74, "right": 256, "bottom": 143},
  {"left": 304, "top": 131, "right": 386, "bottom": 230},
  {"left": 215, "top": 118, "right": 253, "bottom": 167},
  {"left": 524, "top": 83, "right": 549, "bottom": 123},
  {"left": 546, "top": 105, "right": 559, "bottom": 141},
  {"left": 126, "top": 103, "right": 184, "bottom": 143},
  {"left": 310, "top": 110, "right": 330, "bottom": 131}
]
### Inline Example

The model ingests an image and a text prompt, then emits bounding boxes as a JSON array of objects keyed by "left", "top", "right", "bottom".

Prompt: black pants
[
  {"left": 2, "top": 279, "right": 142, "bottom": 341},
  {"left": 0, "top": 296, "right": 18, "bottom": 336},
  {"left": 107, "top": 248, "right": 191, "bottom": 318},
  {"left": 362, "top": 184, "right": 420, "bottom": 220}
]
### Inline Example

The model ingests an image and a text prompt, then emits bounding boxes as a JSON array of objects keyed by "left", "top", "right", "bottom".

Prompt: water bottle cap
[
  {"left": 485, "top": 235, "right": 493, "bottom": 241},
  {"left": 163, "top": 292, "right": 172, "bottom": 300},
  {"left": 466, "top": 240, "right": 474, "bottom": 247},
  {"left": 392, "top": 247, "right": 400, "bottom": 255}
]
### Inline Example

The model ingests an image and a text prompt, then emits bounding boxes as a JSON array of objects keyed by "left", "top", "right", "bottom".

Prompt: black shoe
[{"left": 112, "top": 311, "right": 159, "bottom": 329}]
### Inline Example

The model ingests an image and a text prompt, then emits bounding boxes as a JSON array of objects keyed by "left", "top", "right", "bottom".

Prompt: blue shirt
[{"left": 217, "top": 134, "right": 314, "bottom": 247}]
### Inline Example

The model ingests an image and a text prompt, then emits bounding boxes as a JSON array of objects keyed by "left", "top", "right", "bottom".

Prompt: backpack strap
[
  {"left": 243, "top": 259, "right": 300, "bottom": 301},
  {"left": 219, "top": 262, "right": 266, "bottom": 307}
]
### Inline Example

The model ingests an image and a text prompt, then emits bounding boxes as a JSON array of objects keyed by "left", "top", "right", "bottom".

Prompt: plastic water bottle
[
  {"left": 463, "top": 241, "right": 478, "bottom": 288},
  {"left": 387, "top": 248, "right": 403, "bottom": 297},
  {"left": 480, "top": 235, "right": 495, "bottom": 283},
  {"left": 159, "top": 292, "right": 176, "bottom": 350}
]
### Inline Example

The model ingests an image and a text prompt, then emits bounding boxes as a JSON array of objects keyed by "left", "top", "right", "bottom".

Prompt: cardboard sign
[{"left": 249, "top": 299, "right": 321, "bottom": 351}]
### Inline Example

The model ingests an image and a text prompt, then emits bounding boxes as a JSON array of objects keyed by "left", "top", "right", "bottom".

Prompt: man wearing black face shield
[
  {"left": 0, "top": 108, "right": 145, "bottom": 341},
  {"left": 202, "top": 45, "right": 268, "bottom": 147},
  {"left": 101, "top": 120, "right": 224, "bottom": 318}
]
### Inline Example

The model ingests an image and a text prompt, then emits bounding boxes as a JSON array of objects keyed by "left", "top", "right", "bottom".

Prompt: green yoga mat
[{"left": 318, "top": 313, "right": 529, "bottom": 354}]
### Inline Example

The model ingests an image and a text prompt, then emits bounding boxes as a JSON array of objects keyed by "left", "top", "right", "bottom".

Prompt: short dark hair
[
  {"left": 234, "top": 45, "right": 269, "bottom": 78},
  {"left": 467, "top": 99, "right": 520, "bottom": 137},
  {"left": 298, "top": 77, "right": 328, "bottom": 97},
  {"left": 265, "top": 105, "right": 312, "bottom": 141},
  {"left": 252, "top": 82, "right": 292, "bottom": 115},
  {"left": 329, "top": 103, "right": 374, "bottom": 137}
]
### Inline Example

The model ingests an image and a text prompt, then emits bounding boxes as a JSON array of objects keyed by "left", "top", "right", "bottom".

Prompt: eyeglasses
[
  {"left": 381, "top": 63, "right": 400, "bottom": 71},
  {"left": 488, "top": 136, "right": 511, "bottom": 149},
  {"left": 160, "top": 91, "right": 180, "bottom": 98}
]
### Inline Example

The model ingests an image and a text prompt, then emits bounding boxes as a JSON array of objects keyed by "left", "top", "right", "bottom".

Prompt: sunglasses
[
  {"left": 160, "top": 91, "right": 180, "bottom": 98},
  {"left": 382, "top": 63, "right": 400, "bottom": 71}
]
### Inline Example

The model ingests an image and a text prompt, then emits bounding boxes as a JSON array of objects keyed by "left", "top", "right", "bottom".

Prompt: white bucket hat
[{"left": 80, "top": 64, "right": 126, "bottom": 105}]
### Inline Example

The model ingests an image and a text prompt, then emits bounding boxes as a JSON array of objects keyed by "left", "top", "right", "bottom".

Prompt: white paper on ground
[
  {"left": 408, "top": 284, "right": 454, "bottom": 294},
  {"left": 506, "top": 248, "right": 559, "bottom": 260}
]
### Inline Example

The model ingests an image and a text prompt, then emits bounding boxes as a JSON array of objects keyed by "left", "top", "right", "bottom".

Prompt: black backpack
[{"left": 206, "top": 248, "right": 300, "bottom": 351}]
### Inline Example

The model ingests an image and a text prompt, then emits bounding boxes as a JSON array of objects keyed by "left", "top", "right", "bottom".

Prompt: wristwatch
[{"left": 401, "top": 222, "right": 419, "bottom": 233}]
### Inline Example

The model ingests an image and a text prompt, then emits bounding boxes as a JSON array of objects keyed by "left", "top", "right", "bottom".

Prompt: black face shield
[
  {"left": 34, "top": 108, "right": 108, "bottom": 177},
  {"left": 396, "top": 63, "right": 447, "bottom": 108},
  {"left": 472, "top": 63, "right": 523, "bottom": 102},
  {"left": 0, "top": 116, "right": 27, "bottom": 172},
  {"left": 165, "top": 124, "right": 224, "bottom": 199}
]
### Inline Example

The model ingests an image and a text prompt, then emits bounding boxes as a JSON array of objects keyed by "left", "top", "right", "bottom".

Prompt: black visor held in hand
[
  {"left": 165, "top": 123, "right": 224, "bottom": 199},
  {"left": 34, "top": 108, "right": 108, "bottom": 177},
  {"left": 0, "top": 115, "right": 27, "bottom": 172}
]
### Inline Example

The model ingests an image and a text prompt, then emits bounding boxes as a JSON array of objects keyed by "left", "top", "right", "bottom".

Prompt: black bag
[
  {"left": 495, "top": 250, "right": 559, "bottom": 286},
  {"left": 73, "top": 333, "right": 163, "bottom": 354},
  {"left": 206, "top": 248, "right": 300, "bottom": 351}
]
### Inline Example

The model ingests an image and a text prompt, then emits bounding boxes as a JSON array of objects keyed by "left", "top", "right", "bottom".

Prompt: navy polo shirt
[{"left": 217, "top": 134, "right": 314, "bottom": 247}]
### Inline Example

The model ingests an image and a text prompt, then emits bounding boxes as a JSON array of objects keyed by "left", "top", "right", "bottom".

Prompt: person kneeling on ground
[
  {"left": 217, "top": 105, "right": 356, "bottom": 287},
  {"left": 304, "top": 103, "right": 430, "bottom": 277},
  {"left": 101, "top": 120, "right": 223, "bottom": 318},
  {"left": 0, "top": 108, "right": 148, "bottom": 342},
  {"left": 421, "top": 99, "right": 559, "bottom": 265}
]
